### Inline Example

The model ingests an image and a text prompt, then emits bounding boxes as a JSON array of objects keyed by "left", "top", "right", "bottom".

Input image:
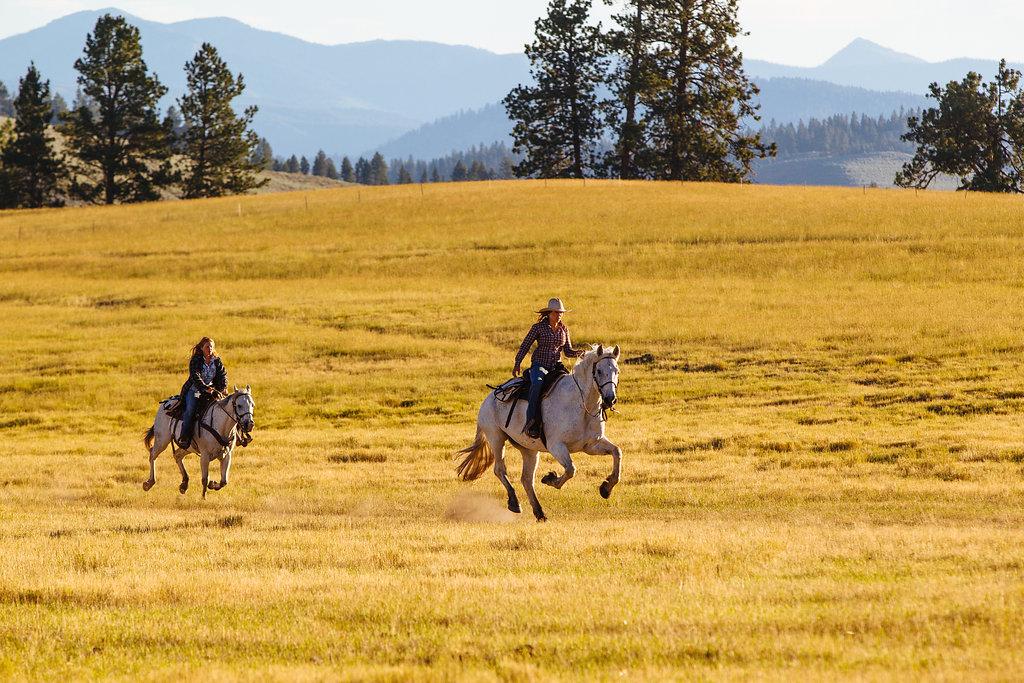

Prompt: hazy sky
[{"left": 1, "top": 0, "right": 1022, "bottom": 65}]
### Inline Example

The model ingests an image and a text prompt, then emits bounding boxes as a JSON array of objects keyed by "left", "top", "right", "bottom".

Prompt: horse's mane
[
  {"left": 218, "top": 387, "right": 252, "bottom": 405},
  {"left": 572, "top": 345, "right": 603, "bottom": 379}
]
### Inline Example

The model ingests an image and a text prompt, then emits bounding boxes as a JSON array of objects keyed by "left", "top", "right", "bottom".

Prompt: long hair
[
  {"left": 190, "top": 336, "right": 216, "bottom": 359},
  {"left": 538, "top": 311, "right": 565, "bottom": 325}
]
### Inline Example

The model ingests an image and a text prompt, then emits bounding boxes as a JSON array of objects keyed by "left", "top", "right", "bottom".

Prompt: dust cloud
[{"left": 445, "top": 491, "right": 518, "bottom": 523}]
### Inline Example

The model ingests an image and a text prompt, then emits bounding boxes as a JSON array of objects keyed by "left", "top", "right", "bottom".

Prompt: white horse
[
  {"left": 142, "top": 386, "right": 256, "bottom": 498},
  {"left": 456, "top": 345, "right": 622, "bottom": 521}
]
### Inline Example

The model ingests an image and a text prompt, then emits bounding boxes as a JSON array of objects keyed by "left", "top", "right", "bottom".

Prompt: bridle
[
  {"left": 217, "top": 392, "right": 254, "bottom": 446},
  {"left": 573, "top": 356, "right": 619, "bottom": 421}
]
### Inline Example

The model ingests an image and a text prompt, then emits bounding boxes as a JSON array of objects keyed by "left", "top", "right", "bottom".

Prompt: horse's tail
[
  {"left": 144, "top": 425, "right": 155, "bottom": 452},
  {"left": 455, "top": 427, "right": 494, "bottom": 481}
]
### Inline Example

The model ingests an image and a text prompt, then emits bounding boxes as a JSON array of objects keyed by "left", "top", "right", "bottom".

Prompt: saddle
[
  {"left": 488, "top": 363, "right": 568, "bottom": 441},
  {"left": 160, "top": 392, "right": 223, "bottom": 448}
]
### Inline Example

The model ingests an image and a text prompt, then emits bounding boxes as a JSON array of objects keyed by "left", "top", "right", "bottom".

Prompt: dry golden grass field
[{"left": 2, "top": 180, "right": 1024, "bottom": 680}]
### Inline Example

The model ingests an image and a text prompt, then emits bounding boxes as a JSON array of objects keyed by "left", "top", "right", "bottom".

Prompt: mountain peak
[{"left": 823, "top": 38, "right": 926, "bottom": 68}]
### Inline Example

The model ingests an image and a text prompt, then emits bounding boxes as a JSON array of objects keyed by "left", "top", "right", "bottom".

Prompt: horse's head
[
  {"left": 588, "top": 344, "right": 620, "bottom": 409},
  {"left": 231, "top": 385, "right": 256, "bottom": 432}
]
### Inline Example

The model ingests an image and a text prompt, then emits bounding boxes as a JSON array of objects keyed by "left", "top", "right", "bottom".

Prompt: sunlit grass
[{"left": 1, "top": 180, "right": 1024, "bottom": 679}]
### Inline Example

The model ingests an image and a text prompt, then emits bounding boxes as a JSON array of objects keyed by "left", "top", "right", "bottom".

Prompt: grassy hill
[
  {"left": 0, "top": 115, "right": 349, "bottom": 199},
  {"left": 1, "top": 181, "right": 1024, "bottom": 678}
]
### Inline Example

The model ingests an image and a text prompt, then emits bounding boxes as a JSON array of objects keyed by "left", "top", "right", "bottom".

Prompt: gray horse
[
  {"left": 143, "top": 386, "right": 255, "bottom": 498},
  {"left": 456, "top": 345, "right": 622, "bottom": 521}
]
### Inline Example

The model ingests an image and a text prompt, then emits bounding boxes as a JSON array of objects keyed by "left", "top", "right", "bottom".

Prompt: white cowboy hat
[{"left": 537, "top": 298, "right": 571, "bottom": 314}]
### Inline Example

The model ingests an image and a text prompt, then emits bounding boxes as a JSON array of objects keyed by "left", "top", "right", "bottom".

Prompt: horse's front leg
[
  {"left": 209, "top": 447, "right": 232, "bottom": 492},
  {"left": 541, "top": 442, "right": 576, "bottom": 490},
  {"left": 584, "top": 437, "right": 622, "bottom": 499}
]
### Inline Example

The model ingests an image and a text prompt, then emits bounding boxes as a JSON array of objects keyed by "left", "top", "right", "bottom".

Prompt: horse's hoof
[
  {"left": 535, "top": 515, "right": 547, "bottom": 523},
  {"left": 599, "top": 481, "right": 613, "bottom": 499},
  {"left": 508, "top": 499, "right": 521, "bottom": 514},
  {"left": 142, "top": 480, "right": 153, "bottom": 492},
  {"left": 541, "top": 471, "right": 558, "bottom": 487},
  {"left": 179, "top": 482, "right": 188, "bottom": 494}
]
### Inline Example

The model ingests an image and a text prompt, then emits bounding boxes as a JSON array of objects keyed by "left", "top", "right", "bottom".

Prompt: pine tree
[
  {"left": 451, "top": 160, "right": 468, "bottom": 181},
  {"left": 398, "top": 164, "right": 413, "bottom": 184},
  {"left": 178, "top": 43, "right": 266, "bottom": 198},
  {"left": 355, "top": 157, "right": 369, "bottom": 183},
  {"left": 325, "top": 157, "right": 339, "bottom": 179},
  {"left": 896, "top": 61, "right": 1024, "bottom": 192},
  {"left": 503, "top": 0, "right": 607, "bottom": 178},
  {"left": 369, "top": 152, "right": 388, "bottom": 185},
  {"left": 62, "top": 14, "right": 174, "bottom": 204},
  {"left": 251, "top": 138, "right": 274, "bottom": 170},
  {"left": 164, "top": 105, "right": 186, "bottom": 153},
  {"left": 603, "top": 0, "right": 655, "bottom": 178},
  {"left": 0, "top": 63, "right": 65, "bottom": 208},
  {"left": 300, "top": 156, "right": 310, "bottom": 175},
  {"left": 49, "top": 93, "right": 68, "bottom": 125},
  {"left": 340, "top": 156, "right": 354, "bottom": 182},
  {"left": 499, "top": 157, "right": 515, "bottom": 179},
  {"left": 272, "top": 158, "right": 284, "bottom": 172},
  {"left": 419, "top": 168, "right": 428, "bottom": 183},
  {"left": 312, "top": 149, "right": 329, "bottom": 177},
  {"left": 286, "top": 154, "right": 300, "bottom": 173},
  {"left": 0, "top": 82, "right": 13, "bottom": 117},
  {"left": 639, "top": 0, "right": 773, "bottom": 181},
  {"left": 431, "top": 166, "right": 441, "bottom": 182}
]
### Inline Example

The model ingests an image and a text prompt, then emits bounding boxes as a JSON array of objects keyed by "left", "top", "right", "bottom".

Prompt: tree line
[
  {"left": 762, "top": 110, "right": 917, "bottom": 158},
  {"left": 0, "top": 14, "right": 264, "bottom": 209},
  {"left": 272, "top": 142, "right": 517, "bottom": 185},
  {"left": 504, "top": 0, "right": 775, "bottom": 181}
]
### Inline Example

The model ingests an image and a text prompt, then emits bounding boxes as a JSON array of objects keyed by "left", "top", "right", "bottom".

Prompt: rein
[{"left": 207, "top": 393, "right": 254, "bottom": 448}]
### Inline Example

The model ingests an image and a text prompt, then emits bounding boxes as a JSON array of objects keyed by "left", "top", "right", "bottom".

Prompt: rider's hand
[{"left": 513, "top": 364, "right": 521, "bottom": 377}]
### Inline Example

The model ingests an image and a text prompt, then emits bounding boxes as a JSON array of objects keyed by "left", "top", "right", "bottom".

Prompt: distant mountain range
[
  {"left": 376, "top": 79, "right": 927, "bottom": 161},
  {"left": 0, "top": 8, "right": 528, "bottom": 155},
  {"left": 0, "top": 10, "right": 1015, "bottom": 173},
  {"left": 746, "top": 38, "right": 1023, "bottom": 94}
]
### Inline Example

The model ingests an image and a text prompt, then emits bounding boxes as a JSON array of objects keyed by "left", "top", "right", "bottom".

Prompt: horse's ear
[
  {"left": 612, "top": 345, "right": 620, "bottom": 359},
  {"left": 245, "top": 384, "right": 251, "bottom": 393},
  {"left": 597, "top": 344, "right": 604, "bottom": 357},
  {"left": 233, "top": 385, "right": 239, "bottom": 392}
]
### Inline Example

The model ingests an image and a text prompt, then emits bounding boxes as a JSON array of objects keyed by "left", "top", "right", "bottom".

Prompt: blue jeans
[
  {"left": 179, "top": 389, "right": 202, "bottom": 447},
  {"left": 525, "top": 363, "right": 548, "bottom": 430}
]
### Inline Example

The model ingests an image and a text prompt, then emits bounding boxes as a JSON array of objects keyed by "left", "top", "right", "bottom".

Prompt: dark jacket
[{"left": 180, "top": 354, "right": 228, "bottom": 398}]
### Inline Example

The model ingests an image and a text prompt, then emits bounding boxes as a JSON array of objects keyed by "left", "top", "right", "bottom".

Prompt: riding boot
[{"left": 525, "top": 364, "right": 547, "bottom": 438}]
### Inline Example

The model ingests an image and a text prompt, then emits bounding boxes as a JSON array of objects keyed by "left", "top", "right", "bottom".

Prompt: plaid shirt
[{"left": 515, "top": 321, "right": 580, "bottom": 369}]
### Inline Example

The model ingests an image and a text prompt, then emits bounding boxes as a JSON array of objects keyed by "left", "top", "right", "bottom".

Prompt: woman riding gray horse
[
  {"left": 513, "top": 298, "right": 585, "bottom": 439},
  {"left": 177, "top": 336, "right": 228, "bottom": 449}
]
